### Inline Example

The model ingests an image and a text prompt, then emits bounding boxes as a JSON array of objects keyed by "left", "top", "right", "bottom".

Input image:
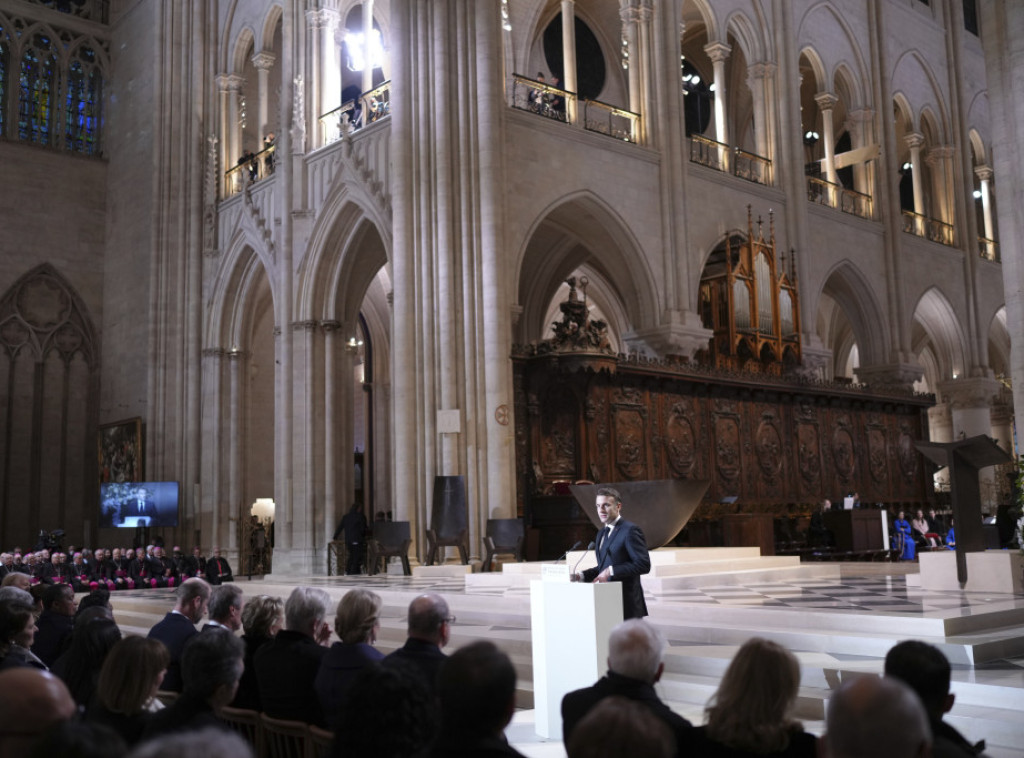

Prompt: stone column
[
  {"left": 362, "top": 0, "right": 375, "bottom": 96},
  {"left": 704, "top": 41, "right": 731, "bottom": 152},
  {"left": 228, "top": 349, "right": 244, "bottom": 553},
  {"left": 975, "top": 164, "right": 995, "bottom": 257},
  {"left": 561, "top": 0, "right": 577, "bottom": 122},
  {"left": 927, "top": 401, "right": 953, "bottom": 491},
  {"left": 746, "top": 62, "right": 775, "bottom": 167},
  {"left": 939, "top": 377, "right": 1002, "bottom": 506},
  {"left": 216, "top": 74, "right": 244, "bottom": 194},
  {"left": 814, "top": 92, "right": 839, "bottom": 195},
  {"left": 927, "top": 145, "right": 956, "bottom": 234},
  {"left": 636, "top": 0, "right": 653, "bottom": 143},
  {"left": 322, "top": 321, "right": 341, "bottom": 546},
  {"left": 251, "top": 52, "right": 276, "bottom": 144},
  {"left": 905, "top": 132, "right": 926, "bottom": 234},
  {"left": 620, "top": 1, "right": 641, "bottom": 118}
]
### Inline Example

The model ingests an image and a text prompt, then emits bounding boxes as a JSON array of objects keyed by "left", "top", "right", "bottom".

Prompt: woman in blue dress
[{"left": 894, "top": 510, "right": 916, "bottom": 560}]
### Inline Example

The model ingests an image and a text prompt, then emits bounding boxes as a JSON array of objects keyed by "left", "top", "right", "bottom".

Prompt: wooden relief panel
[
  {"left": 867, "top": 426, "right": 888, "bottom": 486},
  {"left": 663, "top": 399, "right": 697, "bottom": 478},
  {"left": 539, "top": 388, "right": 577, "bottom": 477},
  {"left": 755, "top": 409, "right": 785, "bottom": 498},
  {"left": 614, "top": 408, "right": 647, "bottom": 480},
  {"left": 713, "top": 403, "right": 742, "bottom": 486},
  {"left": 831, "top": 418, "right": 856, "bottom": 487}
]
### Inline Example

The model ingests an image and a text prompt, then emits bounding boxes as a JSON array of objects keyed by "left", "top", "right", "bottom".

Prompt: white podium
[{"left": 530, "top": 569, "right": 623, "bottom": 739}]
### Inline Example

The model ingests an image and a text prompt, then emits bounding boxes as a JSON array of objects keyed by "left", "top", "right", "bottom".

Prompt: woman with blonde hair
[
  {"left": 315, "top": 588, "right": 385, "bottom": 728},
  {"left": 694, "top": 637, "right": 817, "bottom": 757},
  {"left": 231, "top": 593, "right": 284, "bottom": 710},
  {"left": 87, "top": 635, "right": 170, "bottom": 746}
]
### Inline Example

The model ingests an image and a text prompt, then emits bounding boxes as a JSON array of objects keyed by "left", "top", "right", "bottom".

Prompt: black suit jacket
[
  {"left": 254, "top": 629, "right": 329, "bottom": 726},
  {"left": 581, "top": 518, "right": 651, "bottom": 619},
  {"left": 147, "top": 612, "right": 199, "bottom": 691},
  {"left": 382, "top": 637, "right": 447, "bottom": 693},
  {"left": 561, "top": 671, "right": 693, "bottom": 749},
  {"left": 31, "top": 609, "right": 74, "bottom": 667}
]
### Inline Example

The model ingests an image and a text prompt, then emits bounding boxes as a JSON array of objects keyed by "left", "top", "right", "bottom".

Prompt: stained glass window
[
  {"left": 19, "top": 32, "right": 58, "bottom": 145},
  {"left": 66, "top": 45, "right": 101, "bottom": 154}
]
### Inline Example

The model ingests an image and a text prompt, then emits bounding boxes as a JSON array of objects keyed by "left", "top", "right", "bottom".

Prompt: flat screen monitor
[{"left": 99, "top": 481, "right": 179, "bottom": 528}]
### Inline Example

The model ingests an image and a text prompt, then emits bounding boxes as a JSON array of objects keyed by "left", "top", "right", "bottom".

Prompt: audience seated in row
[
  {"left": 146, "top": 577, "right": 210, "bottom": 692},
  {"left": 231, "top": 593, "right": 284, "bottom": 711}
]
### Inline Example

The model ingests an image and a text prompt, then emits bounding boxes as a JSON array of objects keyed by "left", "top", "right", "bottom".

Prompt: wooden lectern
[
  {"left": 530, "top": 568, "right": 623, "bottom": 739},
  {"left": 915, "top": 435, "right": 1011, "bottom": 587}
]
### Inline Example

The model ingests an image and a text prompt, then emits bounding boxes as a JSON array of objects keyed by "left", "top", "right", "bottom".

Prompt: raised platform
[{"left": 105, "top": 555, "right": 1024, "bottom": 758}]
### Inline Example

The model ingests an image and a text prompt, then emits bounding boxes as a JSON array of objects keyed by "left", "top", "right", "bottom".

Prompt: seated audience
[
  {"left": 315, "top": 588, "right": 385, "bottom": 728},
  {"left": 144, "top": 628, "right": 244, "bottom": 739},
  {"left": 912, "top": 509, "right": 939, "bottom": 548},
  {"left": 331, "top": 663, "right": 437, "bottom": 758},
  {"left": 567, "top": 696, "right": 676, "bottom": 758},
  {"left": 562, "top": 619, "right": 691, "bottom": 749},
  {"left": 0, "top": 668, "right": 77, "bottom": 757},
  {"left": 88, "top": 636, "right": 170, "bottom": 747},
  {"left": 382, "top": 593, "right": 451, "bottom": 693},
  {"left": 693, "top": 637, "right": 816, "bottom": 758},
  {"left": 430, "top": 640, "right": 525, "bottom": 758},
  {"left": 27, "top": 720, "right": 127, "bottom": 758},
  {"left": 129, "top": 726, "right": 253, "bottom": 758},
  {"left": 824, "top": 675, "right": 931, "bottom": 758},
  {"left": 147, "top": 577, "right": 211, "bottom": 692},
  {"left": 0, "top": 600, "right": 44, "bottom": 670},
  {"left": 51, "top": 616, "right": 122, "bottom": 707},
  {"left": 885, "top": 640, "right": 989, "bottom": 757},
  {"left": 32, "top": 583, "right": 76, "bottom": 667},
  {"left": 946, "top": 518, "right": 957, "bottom": 549},
  {"left": 230, "top": 594, "right": 283, "bottom": 711},
  {"left": 254, "top": 586, "right": 332, "bottom": 725},
  {"left": 1, "top": 572, "right": 32, "bottom": 592},
  {"left": 203, "top": 584, "right": 244, "bottom": 632}
]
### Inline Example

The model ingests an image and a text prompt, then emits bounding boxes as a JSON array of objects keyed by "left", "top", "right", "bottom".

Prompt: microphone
[
  {"left": 557, "top": 541, "right": 583, "bottom": 562},
  {"left": 571, "top": 541, "right": 596, "bottom": 577}
]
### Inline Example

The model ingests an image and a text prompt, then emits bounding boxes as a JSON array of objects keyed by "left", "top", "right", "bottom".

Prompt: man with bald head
[
  {"left": 825, "top": 674, "right": 931, "bottom": 758},
  {"left": 382, "top": 593, "right": 452, "bottom": 692},
  {"left": 0, "top": 668, "right": 76, "bottom": 757}
]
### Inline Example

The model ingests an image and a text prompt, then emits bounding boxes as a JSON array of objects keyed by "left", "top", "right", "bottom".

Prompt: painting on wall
[{"left": 98, "top": 417, "right": 143, "bottom": 484}]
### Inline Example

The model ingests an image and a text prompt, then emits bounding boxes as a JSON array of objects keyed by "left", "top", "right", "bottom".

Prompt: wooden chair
[
  {"left": 482, "top": 518, "right": 525, "bottom": 572},
  {"left": 366, "top": 521, "right": 412, "bottom": 575},
  {"left": 306, "top": 724, "right": 335, "bottom": 758},
  {"left": 221, "top": 706, "right": 262, "bottom": 756},
  {"left": 425, "top": 475, "right": 470, "bottom": 565},
  {"left": 260, "top": 713, "right": 308, "bottom": 758}
]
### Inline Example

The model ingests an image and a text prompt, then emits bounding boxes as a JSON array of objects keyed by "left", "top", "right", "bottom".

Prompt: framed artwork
[{"left": 98, "top": 417, "right": 143, "bottom": 484}]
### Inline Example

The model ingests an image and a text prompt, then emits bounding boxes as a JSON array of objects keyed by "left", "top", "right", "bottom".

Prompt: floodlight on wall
[
  {"left": 973, "top": 189, "right": 983, "bottom": 199},
  {"left": 902, "top": 161, "right": 912, "bottom": 171},
  {"left": 803, "top": 130, "right": 819, "bottom": 146},
  {"left": 345, "top": 29, "right": 384, "bottom": 72}
]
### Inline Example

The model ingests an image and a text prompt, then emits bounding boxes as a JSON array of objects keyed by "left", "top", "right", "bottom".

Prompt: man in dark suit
[
  {"left": 572, "top": 486, "right": 651, "bottom": 619},
  {"left": 125, "top": 487, "right": 157, "bottom": 519},
  {"left": 147, "top": 577, "right": 211, "bottom": 691},
  {"left": 144, "top": 628, "right": 243, "bottom": 739},
  {"left": 31, "top": 583, "right": 76, "bottom": 666},
  {"left": 561, "top": 619, "right": 692, "bottom": 748},
  {"left": 254, "top": 586, "right": 332, "bottom": 726},
  {"left": 382, "top": 593, "right": 452, "bottom": 693}
]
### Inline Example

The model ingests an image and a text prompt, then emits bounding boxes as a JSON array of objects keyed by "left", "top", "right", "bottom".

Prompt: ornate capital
[
  {"left": 216, "top": 73, "right": 245, "bottom": 94},
  {"left": 975, "top": 164, "right": 993, "bottom": 182},
  {"left": 291, "top": 319, "right": 319, "bottom": 333},
  {"left": 201, "top": 348, "right": 227, "bottom": 359},
  {"left": 904, "top": 131, "right": 925, "bottom": 151},
  {"left": 814, "top": 92, "right": 838, "bottom": 111},
  {"left": 306, "top": 8, "right": 340, "bottom": 31},
  {"left": 926, "top": 145, "right": 955, "bottom": 166},
  {"left": 703, "top": 41, "right": 732, "bottom": 64},
  {"left": 321, "top": 320, "right": 342, "bottom": 334},
  {"left": 746, "top": 61, "right": 776, "bottom": 82},
  {"left": 938, "top": 376, "right": 1000, "bottom": 410},
  {"left": 251, "top": 51, "right": 276, "bottom": 71},
  {"left": 853, "top": 362, "right": 924, "bottom": 391}
]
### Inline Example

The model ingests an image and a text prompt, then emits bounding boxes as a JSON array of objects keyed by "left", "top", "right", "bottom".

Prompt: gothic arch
[
  {"left": 817, "top": 261, "right": 888, "bottom": 372},
  {"left": 724, "top": 8, "right": 769, "bottom": 63},
  {"left": 682, "top": 0, "right": 721, "bottom": 42},
  {"left": 259, "top": 5, "right": 283, "bottom": 54},
  {"left": 514, "top": 191, "right": 658, "bottom": 345},
  {"left": 910, "top": 287, "right": 968, "bottom": 389},
  {"left": 797, "top": 3, "right": 870, "bottom": 89},
  {"left": 891, "top": 49, "right": 950, "bottom": 139},
  {"left": 206, "top": 239, "right": 277, "bottom": 350},
  {"left": 988, "top": 308, "right": 1010, "bottom": 377},
  {"left": 230, "top": 26, "right": 257, "bottom": 75}
]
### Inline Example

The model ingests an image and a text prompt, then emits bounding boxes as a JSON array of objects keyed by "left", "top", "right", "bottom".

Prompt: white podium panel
[{"left": 529, "top": 579, "right": 623, "bottom": 739}]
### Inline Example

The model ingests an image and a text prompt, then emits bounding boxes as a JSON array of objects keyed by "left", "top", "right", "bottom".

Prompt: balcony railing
[
  {"left": 805, "top": 176, "right": 872, "bottom": 219},
  {"left": 511, "top": 73, "right": 572, "bottom": 123},
  {"left": 316, "top": 80, "right": 392, "bottom": 149},
  {"left": 582, "top": 99, "right": 639, "bottom": 143},
  {"left": 689, "top": 134, "right": 771, "bottom": 186},
  {"left": 979, "top": 236, "right": 999, "bottom": 261},
  {"left": 902, "top": 210, "right": 954, "bottom": 246},
  {"left": 224, "top": 143, "right": 277, "bottom": 197}
]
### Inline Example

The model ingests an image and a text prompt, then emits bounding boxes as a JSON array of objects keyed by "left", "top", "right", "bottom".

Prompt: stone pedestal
[{"left": 918, "top": 550, "right": 1023, "bottom": 594}]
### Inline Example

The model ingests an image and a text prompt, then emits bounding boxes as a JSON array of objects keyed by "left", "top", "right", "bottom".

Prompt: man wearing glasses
[
  {"left": 572, "top": 486, "right": 651, "bottom": 619},
  {"left": 382, "top": 593, "right": 454, "bottom": 692}
]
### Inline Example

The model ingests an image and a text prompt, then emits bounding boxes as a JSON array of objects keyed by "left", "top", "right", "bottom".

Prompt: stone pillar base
[
  {"left": 266, "top": 547, "right": 326, "bottom": 578},
  {"left": 626, "top": 311, "right": 712, "bottom": 360}
]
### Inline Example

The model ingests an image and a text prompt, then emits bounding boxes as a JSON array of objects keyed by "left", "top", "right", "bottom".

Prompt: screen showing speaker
[{"left": 99, "top": 481, "right": 179, "bottom": 528}]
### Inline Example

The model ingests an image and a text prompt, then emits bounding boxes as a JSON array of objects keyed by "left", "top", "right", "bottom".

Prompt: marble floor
[{"left": 109, "top": 561, "right": 1024, "bottom": 758}]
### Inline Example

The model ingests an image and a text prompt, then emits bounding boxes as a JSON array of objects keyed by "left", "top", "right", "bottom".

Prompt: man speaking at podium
[{"left": 572, "top": 486, "right": 651, "bottom": 619}]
